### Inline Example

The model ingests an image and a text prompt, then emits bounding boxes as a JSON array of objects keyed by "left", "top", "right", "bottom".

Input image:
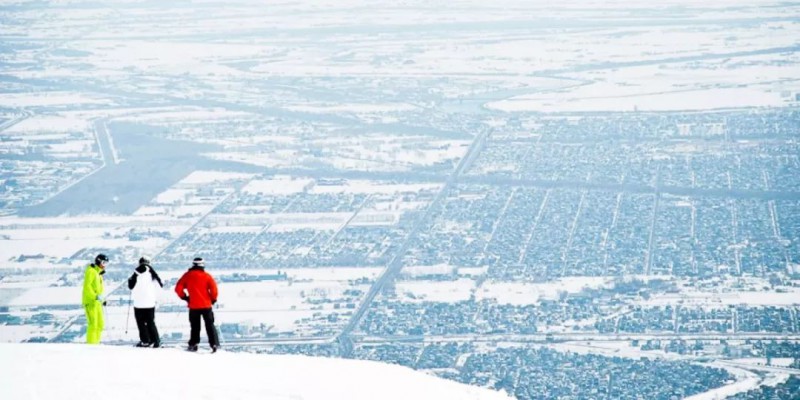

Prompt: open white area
[
  {"left": 205, "top": 151, "right": 305, "bottom": 169},
  {"left": 4, "top": 286, "right": 86, "bottom": 307},
  {"left": 397, "top": 279, "right": 476, "bottom": 303},
  {"left": 286, "top": 267, "right": 382, "bottom": 281},
  {"left": 0, "top": 343, "right": 511, "bottom": 400},
  {"left": 0, "top": 325, "right": 58, "bottom": 343},
  {"left": 490, "top": 86, "right": 792, "bottom": 113},
  {"left": 0, "top": 214, "right": 188, "bottom": 230},
  {"left": 286, "top": 102, "right": 419, "bottom": 114},
  {"left": 0, "top": 92, "right": 111, "bottom": 107},
  {"left": 152, "top": 188, "right": 194, "bottom": 204},
  {"left": 2, "top": 115, "right": 90, "bottom": 134},
  {"left": 318, "top": 138, "right": 470, "bottom": 171},
  {"left": 349, "top": 211, "right": 399, "bottom": 226},
  {"left": 221, "top": 280, "right": 338, "bottom": 311},
  {"left": 548, "top": 341, "right": 767, "bottom": 400},
  {"left": 644, "top": 289, "right": 800, "bottom": 306},
  {"left": 206, "top": 225, "right": 264, "bottom": 233},
  {"left": 729, "top": 358, "right": 796, "bottom": 367},
  {"left": 0, "top": 274, "right": 61, "bottom": 289},
  {"left": 242, "top": 177, "right": 314, "bottom": 195},
  {"left": 114, "top": 107, "right": 253, "bottom": 123},
  {"left": 311, "top": 181, "right": 442, "bottom": 195},
  {"left": 0, "top": 224, "right": 178, "bottom": 267},
  {"left": 179, "top": 171, "right": 254, "bottom": 185},
  {"left": 488, "top": 53, "right": 800, "bottom": 112},
  {"left": 0, "top": 227, "right": 127, "bottom": 262},
  {"left": 0, "top": 214, "right": 190, "bottom": 271},
  {"left": 234, "top": 212, "right": 352, "bottom": 232},
  {"left": 682, "top": 370, "right": 762, "bottom": 400},
  {"left": 477, "top": 278, "right": 611, "bottom": 305},
  {"left": 402, "top": 263, "right": 456, "bottom": 277}
]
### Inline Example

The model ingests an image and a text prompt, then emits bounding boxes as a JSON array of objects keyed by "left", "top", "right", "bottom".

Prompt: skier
[
  {"left": 174, "top": 257, "right": 220, "bottom": 352},
  {"left": 127, "top": 255, "right": 164, "bottom": 348},
  {"left": 81, "top": 254, "right": 108, "bottom": 344}
]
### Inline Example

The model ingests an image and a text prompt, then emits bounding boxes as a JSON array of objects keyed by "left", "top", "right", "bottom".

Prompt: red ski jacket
[{"left": 175, "top": 267, "right": 218, "bottom": 309}]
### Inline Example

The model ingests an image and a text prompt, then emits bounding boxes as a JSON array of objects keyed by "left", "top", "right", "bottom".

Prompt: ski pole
[{"left": 124, "top": 292, "right": 132, "bottom": 335}]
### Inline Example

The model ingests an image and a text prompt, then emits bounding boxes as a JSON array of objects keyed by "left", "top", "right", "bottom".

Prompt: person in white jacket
[{"left": 127, "top": 256, "right": 164, "bottom": 347}]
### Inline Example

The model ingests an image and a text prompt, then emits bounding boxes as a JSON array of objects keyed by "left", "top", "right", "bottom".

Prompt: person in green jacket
[{"left": 82, "top": 254, "right": 109, "bottom": 344}]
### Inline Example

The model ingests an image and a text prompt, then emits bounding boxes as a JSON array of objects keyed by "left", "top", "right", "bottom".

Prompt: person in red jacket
[{"left": 175, "top": 257, "right": 220, "bottom": 352}]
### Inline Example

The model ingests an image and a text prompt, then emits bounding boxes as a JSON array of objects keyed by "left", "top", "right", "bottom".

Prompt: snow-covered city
[{"left": 1, "top": 0, "right": 799, "bottom": 399}]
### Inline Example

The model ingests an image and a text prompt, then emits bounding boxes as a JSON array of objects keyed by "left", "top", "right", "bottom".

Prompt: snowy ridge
[{"left": 0, "top": 343, "right": 512, "bottom": 400}]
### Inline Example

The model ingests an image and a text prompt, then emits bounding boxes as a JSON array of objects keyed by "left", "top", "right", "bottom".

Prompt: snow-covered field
[
  {"left": 477, "top": 278, "right": 612, "bottom": 305},
  {"left": 397, "top": 279, "right": 476, "bottom": 303},
  {"left": 0, "top": 92, "right": 112, "bottom": 107},
  {"left": 0, "top": 343, "right": 512, "bottom": 400}
]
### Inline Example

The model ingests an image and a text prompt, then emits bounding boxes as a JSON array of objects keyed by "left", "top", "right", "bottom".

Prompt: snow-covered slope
[{"left": 0, "top": 343, "right": 511, "bottom": 400}]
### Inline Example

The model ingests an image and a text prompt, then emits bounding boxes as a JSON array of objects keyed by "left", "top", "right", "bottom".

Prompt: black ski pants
[
  {"left": 188, "top": 308, "right": 219, "bottom": 347},
  {"left": 134, "top": 307, "right": 160, "bottom": 345}
]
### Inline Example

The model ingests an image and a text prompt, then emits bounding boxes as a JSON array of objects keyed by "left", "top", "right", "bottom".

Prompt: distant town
[{"left": 1, "top": 1, "right": 799, "bottom": 399}]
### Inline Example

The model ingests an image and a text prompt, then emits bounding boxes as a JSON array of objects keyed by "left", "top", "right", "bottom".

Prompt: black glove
[
  {"left": 211, "top": 299, "right": 217, "bottom": 305},
  {"left": 102, "top": 300, "right": 107, "bottom": 306},
  {"left": 182, "top": 296, "right": 189, "bottom": 303}
]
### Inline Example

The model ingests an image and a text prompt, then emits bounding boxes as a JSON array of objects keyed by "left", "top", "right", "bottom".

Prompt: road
[{"left": 336, "top": 128, "right": 491, "bottom": 355}]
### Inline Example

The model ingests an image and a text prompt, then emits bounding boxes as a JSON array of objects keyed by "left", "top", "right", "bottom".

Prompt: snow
[
  {"left": 457, "top": 266, "right": 489, "bottom": 277},
  {"left": 349, "top": 211, "right": 399, "bottom": 226},
  {"left": 206, "top": 151, "right": 302, "bottom": 169},
  {"left": 396, "top": 279, "right": 476, "bottom": 303},
  {"left": 285, "top": 103, "right": 419, "bottom": 114},
  {"left": 287, "top": 267, "right": 382, "bottom": 281},
  {"left": 548, "top": 341, "right": 768, "bottom": 400},
  {"left": 682, "top": 365, "right": 761, "bottom": 400},
  {"left": 0, "top": 274, "right": 61, "bottom": 289},
  {"left": 0, "top": 92, "right": 111, "bottom": 107},
  {"left": 6, "top": 286, "right": 85, "bottom": 307},
  {"left": 762, "top": 373, "right": 791, "bottom": 387},
  {"left": 0, "top": 326, "right": 54, "bottom": 343},
  {"left": 153, "top": 188, "right": 194, "bottom": 204},
  {"left": 402, "top": 264, "right": 456, "bottom": 277},
  {"left": 242, "top": 178, "right": 314, "bottom": 195},
  {"left": 221, "top": 281, "right": 341, "bottom": 311},
  {"left": 3, "top": 115, "right": 90, "bottom": 133},
  {"left": 644, "top": 290, "right": 800, "bottom": 306},
  {"left": 0, "top": 216, "right": 189, "bottom": 271},
  {"left": 0, "top": 230, "right": 123, "bottom": 262},
  {"left": 179, "top": 171, "right": 254, "bottom": 185},
  {"left": 115, "top": 108, "right": 252, "bottom": 123},
  {"left": 259, "top": 212, "right": 350, "bottom": 231},
  {"left": 477, "top": 278, "right": 611, "bottom": 305},
  {"left": 0, "top": 343, "right": 511, "bottom": 400},
  {"left": 729, "top": 358, "right": 797, "bottom": 368},
  {"left": 206, "top": 225, "right": 264, "bottom": 234},
  {"left": 310, "top": 181, "right": 441, "bottom": 195},
  {"left": 490, "top": 87, "right": 790, "bottom": 113},
  {"left": 487, "top": 50, "right": 800, "bottom": 113}
]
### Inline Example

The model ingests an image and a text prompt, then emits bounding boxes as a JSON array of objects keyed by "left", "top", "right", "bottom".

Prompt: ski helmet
[{"left": 95, "top": 254, "right": 109, "bottom": 265}]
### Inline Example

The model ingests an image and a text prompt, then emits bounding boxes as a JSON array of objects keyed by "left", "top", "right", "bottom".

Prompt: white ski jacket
[{"left": 130, "top": 266, "right": 162, "bottom": 309}]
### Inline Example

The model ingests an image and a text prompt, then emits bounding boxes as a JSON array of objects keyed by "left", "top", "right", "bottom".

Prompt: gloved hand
[
  {"left": 182, "top": 296, "right": 190, "bottom": 303},
  {"left": 211, "top": 299, "right": 217, "bottom": 305},
  {"left": 127, "top": 274, "right": 137, "bottom": 290},
  {"left": 102, "top": 300, "right": 107, "bottom": 306}
]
